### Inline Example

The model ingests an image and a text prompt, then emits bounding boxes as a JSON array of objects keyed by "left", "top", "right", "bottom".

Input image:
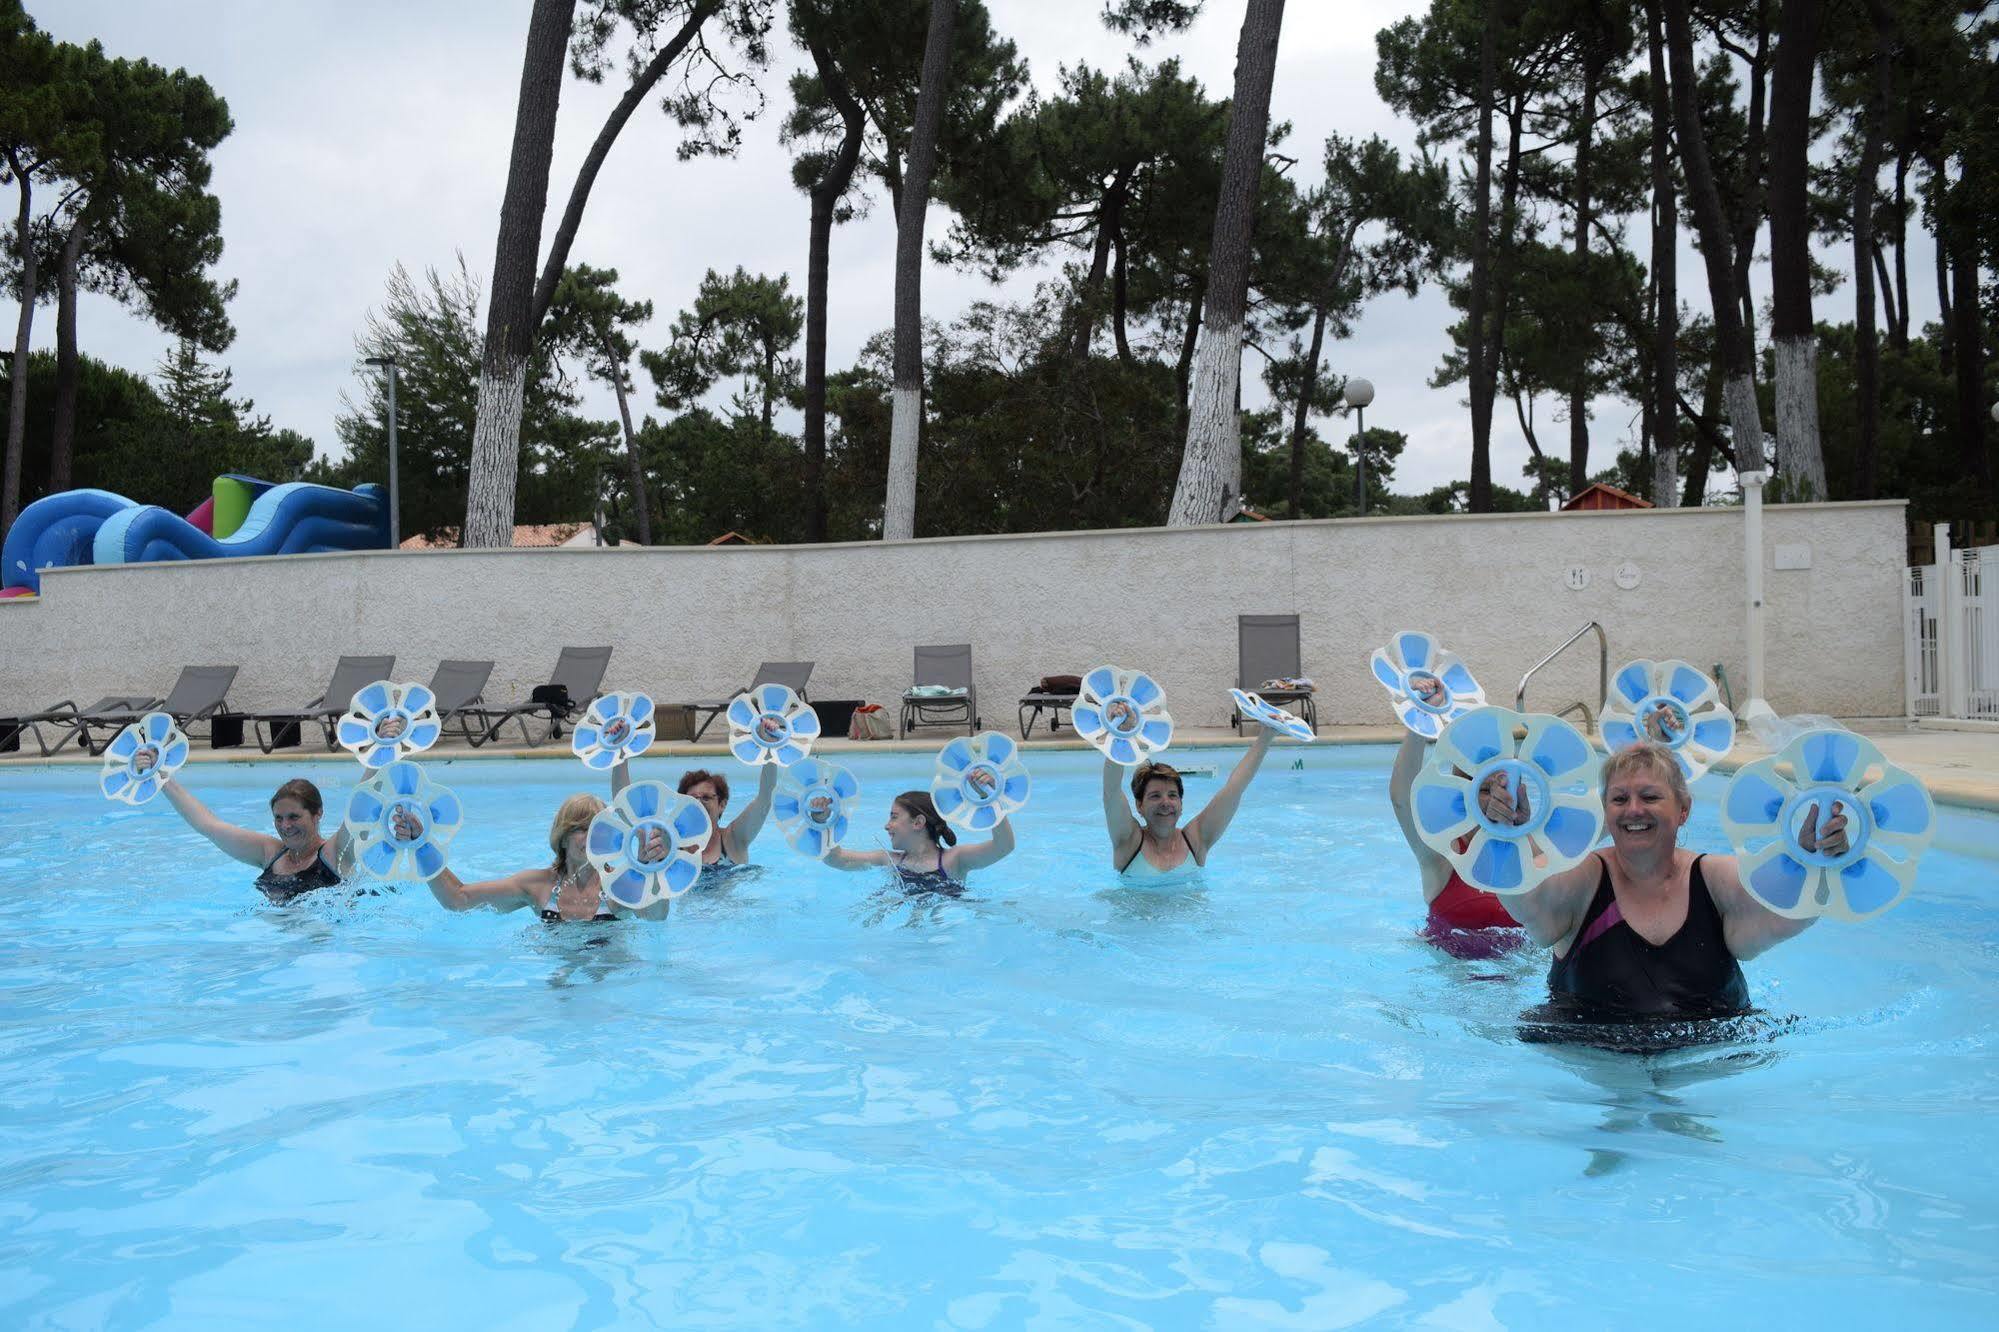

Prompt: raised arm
[
  {"left": 946, "top": 815, "right": 1016, "bottom": 875},
  {"left": 157, "top": 775, "right": 280, "bottom": 868},
  {"left": 723, "top": 764, "right": 780, "bottom": 859},
  {"left": 1101, "top": 757, "right": 1140, "bottom": 850},
  {"left": 1389, "top": 730, "right": 1454, "bottom": 901},
  {"left": 1189, "top": 727, "right": 1274, "bottom": 853},
  {"left": 1707, "top": 799, "right": 1845, "bottom": 960}
]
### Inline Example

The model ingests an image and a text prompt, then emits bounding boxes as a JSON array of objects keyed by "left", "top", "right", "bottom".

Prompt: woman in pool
[
  {"left": 1486, "top": 739, "right": 1847, "bottom": 1022},
  {"left": 146, "top": 770, "right": 358, "bottom": 900},
  {"left": 409, "top": 761, "right": 669, "bottom": 921},
  {"left": 821, "top": 791, "right": 1015, "bottom": 896},
  {"left": 676, "top": 765, "right": 779, "bottom": 877},
  {"left": 1388, "top": 674, "right": 1525, "bottom": 957},
  {"left": 1100, "top": 725, "right": 1274, "bottom": 886}
]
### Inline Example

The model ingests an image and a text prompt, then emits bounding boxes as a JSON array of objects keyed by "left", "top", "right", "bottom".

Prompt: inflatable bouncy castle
[{"left": 1, "top": 474, "right": 390, "bottom": 597}]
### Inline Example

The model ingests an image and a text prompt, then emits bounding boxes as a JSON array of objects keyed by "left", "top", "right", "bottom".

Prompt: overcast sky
[{"left": 35, "top": 1, "right": 1940, "bottom": 501}]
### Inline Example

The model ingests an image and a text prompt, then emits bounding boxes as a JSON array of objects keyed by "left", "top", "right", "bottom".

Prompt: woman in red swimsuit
[{"left": 1387, "top": 674, "right": 1525, "bottom": 958}]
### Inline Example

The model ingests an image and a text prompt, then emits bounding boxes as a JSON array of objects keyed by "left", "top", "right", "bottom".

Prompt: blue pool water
[{"left": 2, "top": 746, "right": 1995, "bottom": 1328}]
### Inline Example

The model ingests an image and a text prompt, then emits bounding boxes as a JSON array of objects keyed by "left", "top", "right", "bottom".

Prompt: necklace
[{"left": 280, "top": 839, "right": 324, "bottom": 870}]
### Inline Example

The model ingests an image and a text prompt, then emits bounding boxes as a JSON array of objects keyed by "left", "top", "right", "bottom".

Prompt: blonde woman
[
  {"left": 1486, "top": 740, "right": 1848, "bottom": 1020},
  {"left": 406, "top": 763, "right": 669, "bottom": 921}
]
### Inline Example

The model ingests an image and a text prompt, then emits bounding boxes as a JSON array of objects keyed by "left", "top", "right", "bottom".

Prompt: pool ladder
[{"left": 1516, "top": 620, "right": 1608, "bottom": 733}]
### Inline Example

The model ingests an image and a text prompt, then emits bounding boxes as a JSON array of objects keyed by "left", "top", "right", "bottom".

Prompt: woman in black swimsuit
[
  {"left": 822, "top": 791, "right": 1016, "bottom": 895},
  {"left": 148, "top": 772, "right": 351, "bottom": 900},
  {"left": 1490, "top": 740, "right": 1849, "bottom": 1023}
]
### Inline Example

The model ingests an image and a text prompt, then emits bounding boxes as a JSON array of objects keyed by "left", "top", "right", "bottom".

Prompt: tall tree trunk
[
  {"left": 1111, "top": 223, "right": 1133, "bottom": 365},
  {"left": 465, "top": 0, "right": 576, "bottom": 549},
  {"left": 1070, "top": 167, "right": 1131, "bottom": 364},
  {"left": 1287, "top": 305, "right": 1327, "bottom": 518},
  {"left": 1173, "top": 278, "right": 1204, "bottom": 445},
  {"left": 1889, "top": 151, "right": 1910, "bottom": 349},
  {"left": 1766, "top": 0, "right": 1825, "bottom": 499},
  {"left": 881, "top": 0, "right": 958, "bottom": 542},
  {"left": 1566, "top": 41, "right": 1602, "bottom": 495},
  {"left": 1464, "top": 7, "right": 1500, "bottom": 513},
  {"left": 1646, "top": 0, "right": 1678, "bottom": 507},
  {"left": 1681, "top": 360, "right": 1723, "bottom": 506},
  {"left": 603, "top": 337, "right": 652, "bottom": 545},
  {"left": 801, "top": 29, "right": 866, "bottom": 545},
  {"left": 529, "top": 2, "right": 718, "bottom": 329},
  {"left": 1948, "top": 203, "right": 1990, "bottom": 491},
  {"left": 1852, "top": 0, "right": 1893, "bottom": 501},
  {"left": 1166, "top": 0, "right": 1286, "bottom": 526},
  {"left": 1728, "top": 1, "right": 1770, "bottom": 354},
  {"left": 49, "top": 218, "right": 87, "bottom": 494},
  {"left": 1664, "top": 0, "right": 1764, "bottom": 473},
  {"left": 3, "top": 157, "right": 35, "bottom": 531},
  {"left": 1869, "top": 239, "right": 1898, "bottom": 344}
]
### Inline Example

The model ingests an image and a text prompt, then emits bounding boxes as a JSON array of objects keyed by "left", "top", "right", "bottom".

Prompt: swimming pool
[{"left": 3, "top": 746, "right": 1995, "bottom": 1328}]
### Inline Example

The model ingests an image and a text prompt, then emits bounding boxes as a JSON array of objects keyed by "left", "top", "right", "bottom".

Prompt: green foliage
[
  {"left": 327, "top": 259, "right": 616, "bottom": 543},
  {"left": 783, "top": 0, "right": 1026, "bottom": 216},
  {"left": 0, "top": 346, "right": 313, "bottom": 512},
  {"left": 639, "top": 265, "right": 803, "bottom": 452},
  {"left": 1241, "top": 415, "right": 1404, "bottom": 519},
  {"left": 569, "top": 2, "right": 777, "bottom": 161}
]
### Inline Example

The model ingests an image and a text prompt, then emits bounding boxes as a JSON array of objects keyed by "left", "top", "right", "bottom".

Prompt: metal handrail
[{"left": 1516, "top": 620, "right": 1608, "bottom": 733}]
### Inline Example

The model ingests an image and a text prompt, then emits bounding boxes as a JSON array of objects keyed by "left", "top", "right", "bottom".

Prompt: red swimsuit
[{"left": 1422, "top": 871, "right": 1526, "bottom": 959}]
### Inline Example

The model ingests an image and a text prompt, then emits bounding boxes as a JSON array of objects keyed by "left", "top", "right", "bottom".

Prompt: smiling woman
[{"left": 1495, "top": 740, "right": 1847, "bottom": 1025}]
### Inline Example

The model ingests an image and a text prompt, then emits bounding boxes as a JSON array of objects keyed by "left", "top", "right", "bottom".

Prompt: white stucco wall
[{"left": 0, "top": 501, "right": 1908, "bottom": 725}]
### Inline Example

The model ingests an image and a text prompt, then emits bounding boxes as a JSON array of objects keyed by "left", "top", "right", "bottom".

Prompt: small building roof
[{"left": 1561, "top": 483, "right": 1654, "bottom": 511}]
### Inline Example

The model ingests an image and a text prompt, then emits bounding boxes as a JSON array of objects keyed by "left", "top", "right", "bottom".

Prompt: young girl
[{"left": 822, "top": 791, "right": 1016, "bottom": 896}]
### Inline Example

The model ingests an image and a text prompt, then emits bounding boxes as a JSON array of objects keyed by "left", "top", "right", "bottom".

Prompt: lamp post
[
  {"left": 363, "top": 355, "right": 400, "bottom": 548},
  {"left": 1738, "top": 436, "right": 1776, "bottom": 727},
  {"left": 1344, "top": 377, "right": 1375, "bottom": 515}
]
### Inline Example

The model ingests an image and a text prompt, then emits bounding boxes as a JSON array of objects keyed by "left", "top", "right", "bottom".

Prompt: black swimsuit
[
  {"left": 895, "top": 861, "right": 963, "bottom": 897},
  {"left": 255, "top": 847, "right": 341, "bottom": 899},
  {"left": 1545, "top": 854, "right": 1750, "bottom": 1021}
]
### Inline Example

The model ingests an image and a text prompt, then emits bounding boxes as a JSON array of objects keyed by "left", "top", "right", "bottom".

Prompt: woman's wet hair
[
  {"left": 892, "top": 791, "right": 957, "bottom": 847},
  {"left": 1130, "top": 762, "right": 1184, "bottom": 805},
  {"left": 548, "top": 793, "right": 606, "bottom": 874},
  {"left": 269, "top": 778, "right": 324, "bottom": 817},
  {"left": 1601, "top": 741, "right": 1691, "bottom": 810},
  {"left": 678, "top": 768, "right": 731, "bottom": 803}
]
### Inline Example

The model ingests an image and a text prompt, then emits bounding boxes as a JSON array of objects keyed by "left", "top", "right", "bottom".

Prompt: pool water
[{"left": 2, "top": 746, "right": 1995, "bottom": 1328}]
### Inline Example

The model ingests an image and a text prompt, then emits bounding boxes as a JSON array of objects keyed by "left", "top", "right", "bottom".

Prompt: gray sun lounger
[
  {"left": 465, "top": 646, "right": 612, "bottom": 748},
  {"left": 2, "top": 694, "right": 161, "bottom": 757},
  {"left": 427, "top": 659, "right": 496, "bottom": 746},
  {"left": 1232, "top": 614, "right": 1317, "bottom": 734},
  {"left": 248, "top": 655, "right": 397, "bottom": 752},
  {"left": 77, "top": 665, "right": 240, "bottom": 755},
  {"left": 900, "top": 644, "right": 978, "bottom": 738},
  {"left": 687, "top": 661, "right": 815, "bottom": 741}
]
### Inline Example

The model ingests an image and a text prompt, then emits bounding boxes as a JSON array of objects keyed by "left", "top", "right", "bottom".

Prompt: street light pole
[
  {"left": 1343, "top": 377, "right": 1375, "bottom": 515},
  {"left": 363, "top": 355, "right": 400, "bottom": 548}
]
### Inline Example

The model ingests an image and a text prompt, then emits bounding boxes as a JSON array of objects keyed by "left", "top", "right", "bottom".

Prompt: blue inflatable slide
[{"left": 2, "top": 477, "right": 390, "bottom": 597}]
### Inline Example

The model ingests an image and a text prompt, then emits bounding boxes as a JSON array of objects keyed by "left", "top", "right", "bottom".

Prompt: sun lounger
[
  {"left": 77, "top": 665, "right": 240, "bottom": 755},
  {"left": 1, "top": 694, "right": 160, "bottom": 757},
  {"left": 426, "top": 659, "right": 496, "bottom": 746},
  {"left": 900, "top": 644, "right": 978, "bottom": 738},
  {"left": 1233, "top": 614, "right": 1317, "bottom": 734},
  {"left": 686, "top": 661, "right": 815, "bottom": 741},
  {"left": 1018, "top": 673, "right": 1081, "bottom": 738},
  {"left": 247, "top": 655, "right": 396, "bottom": 752},
  {"left": 465, "top": 646, "right": 612, "bottom": 748}
]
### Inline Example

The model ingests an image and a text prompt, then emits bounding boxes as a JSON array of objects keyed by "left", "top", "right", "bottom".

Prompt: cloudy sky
[{"left": 35, "top": 1, "right": 1936, "bottom": 501}]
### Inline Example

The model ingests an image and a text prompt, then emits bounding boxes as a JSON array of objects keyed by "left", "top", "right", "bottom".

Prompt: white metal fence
[{"left": 1907, "top": 542, "right": 1999, "bottom": 721}]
